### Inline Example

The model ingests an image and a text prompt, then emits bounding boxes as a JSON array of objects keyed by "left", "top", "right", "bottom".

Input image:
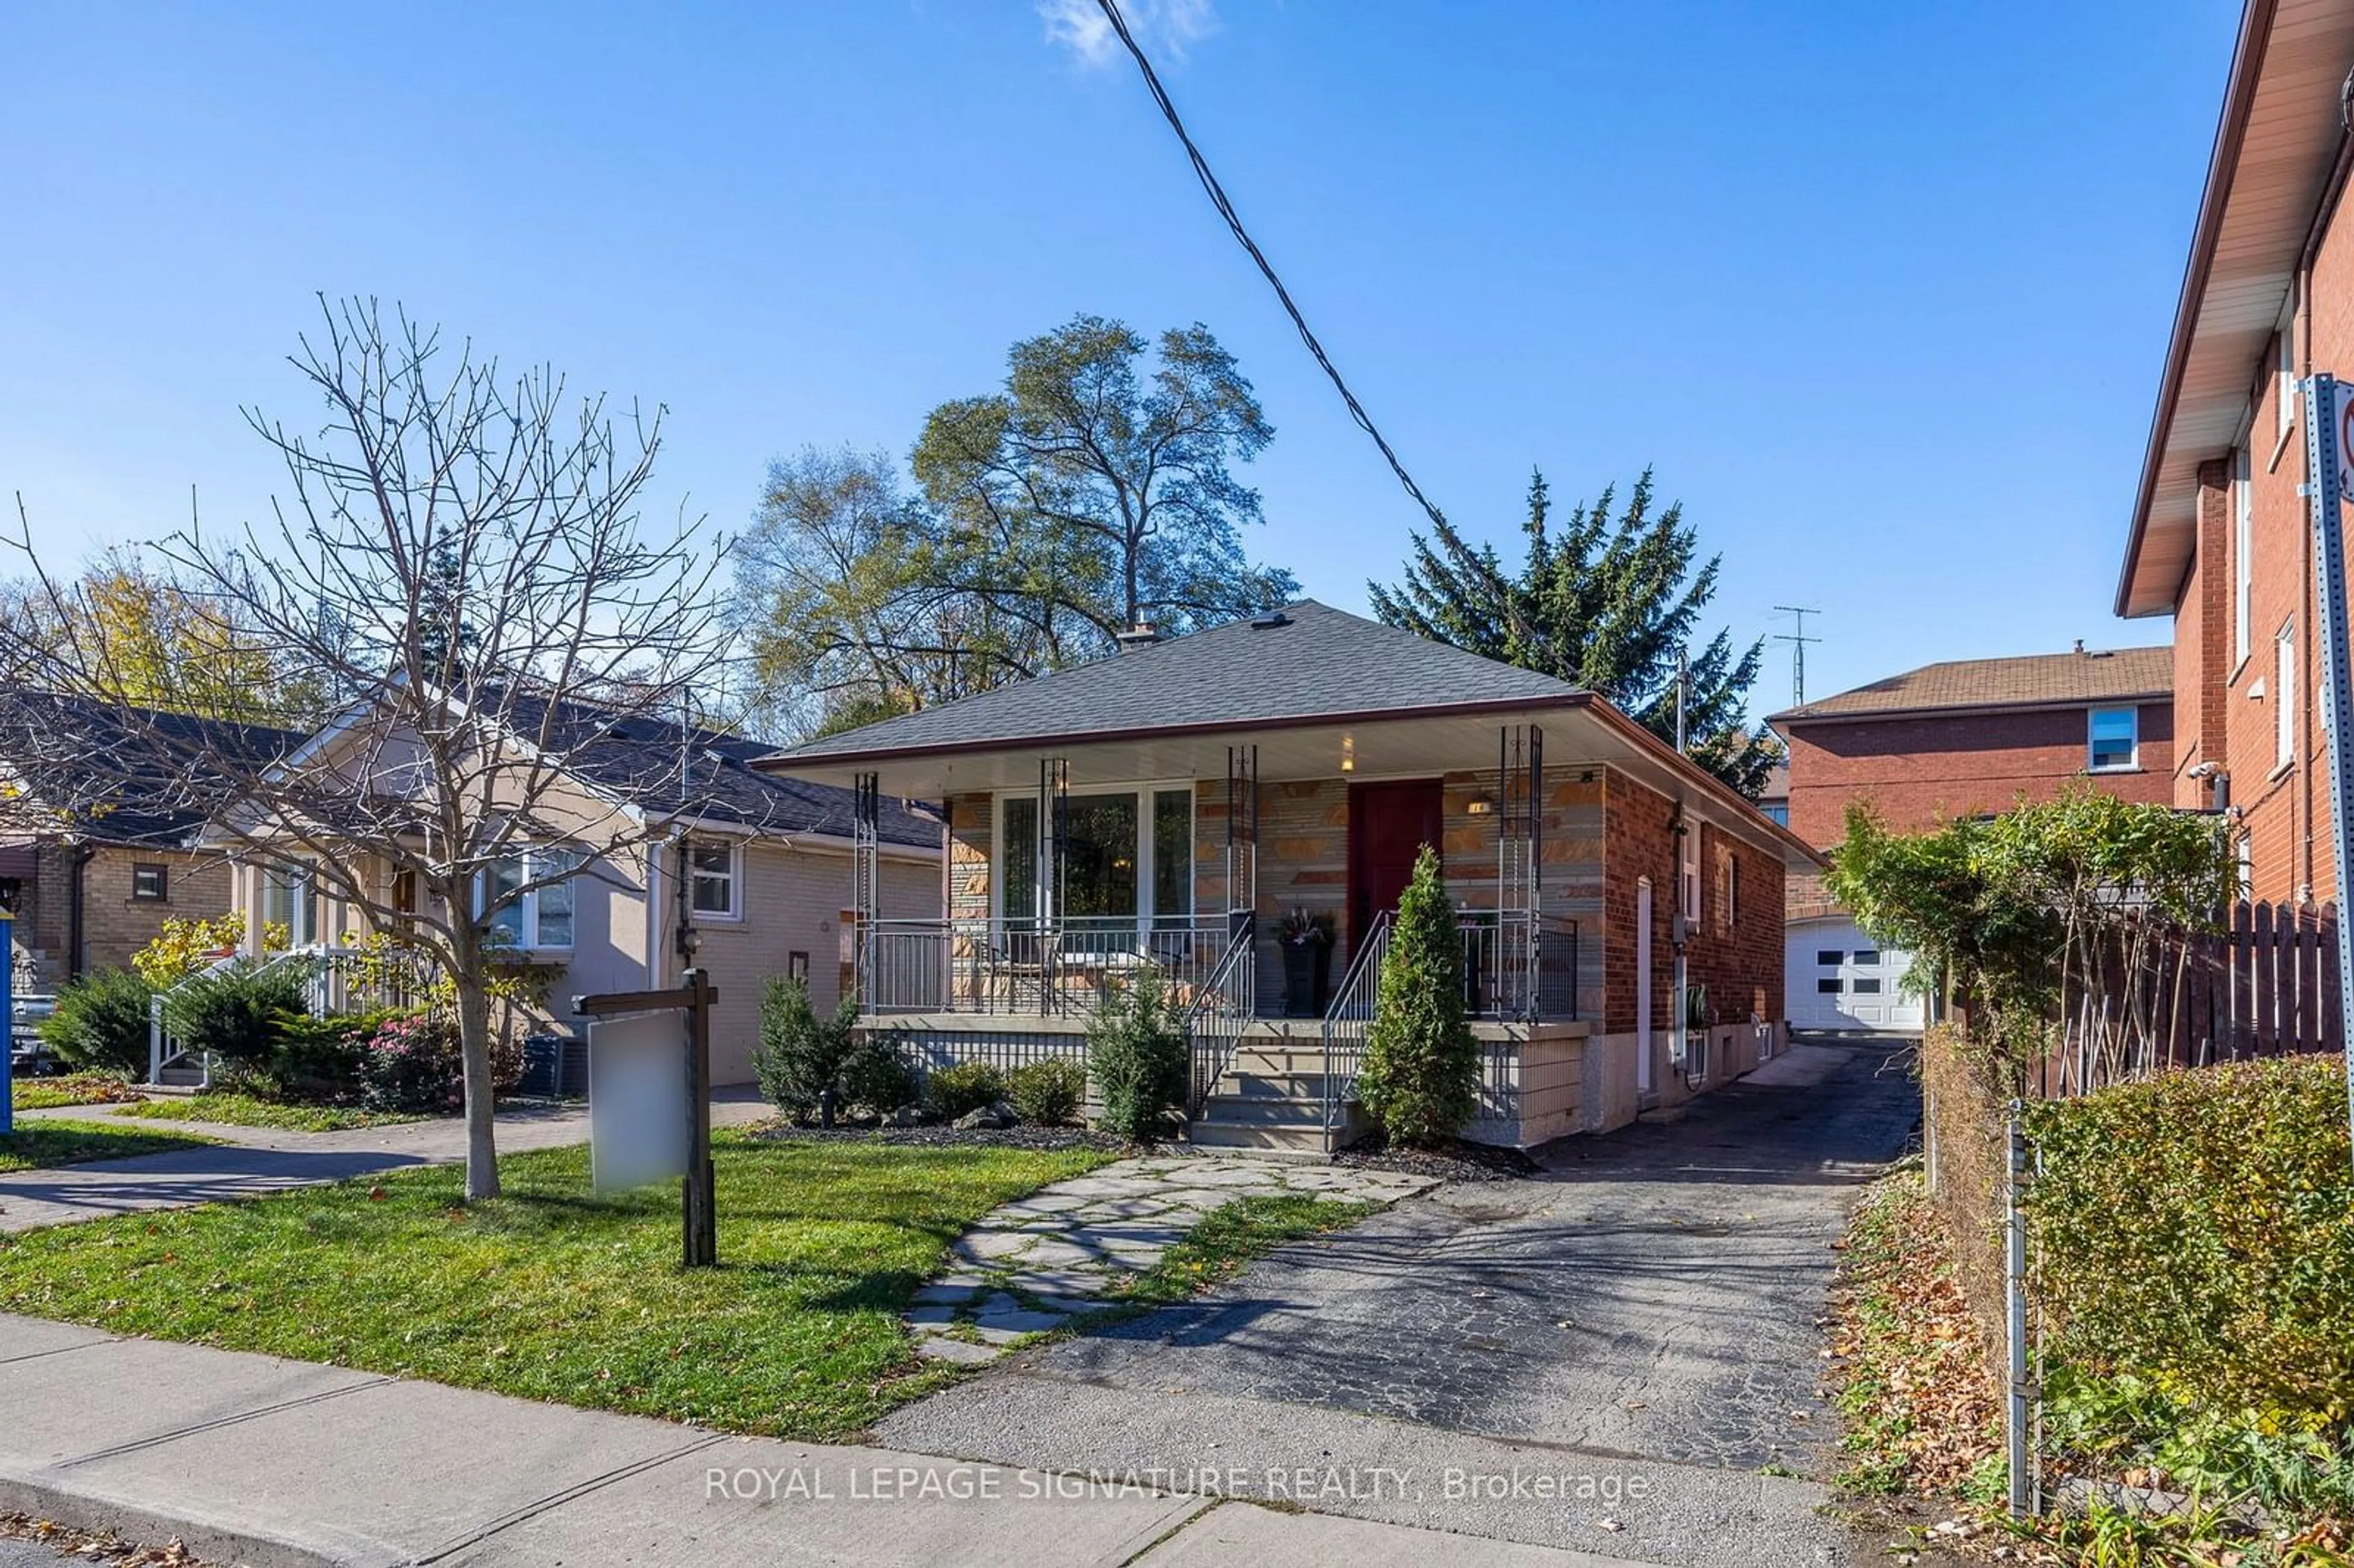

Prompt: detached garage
[{"left": 1786, "top": 916, "right": 1924, "bottom": 1033}]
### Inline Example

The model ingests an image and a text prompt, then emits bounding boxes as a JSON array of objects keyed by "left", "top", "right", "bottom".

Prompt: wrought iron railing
[
  {"left": 1458, "top": 911, "right": 1582, "bottom": 1022},
  {"left": 862, "top": 915, "right": 1241, "bottom": 1018},
  {"left": 1319, "top": 908, "right": 1393, "bottom": 1148},
  {"left": 1183, "top": 914, "right": 1257, "bottom": 1117}
]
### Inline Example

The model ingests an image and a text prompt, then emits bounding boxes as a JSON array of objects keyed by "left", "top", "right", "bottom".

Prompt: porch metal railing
[
  {"left": 1183, "top": 913, "right": 1257, "bottom": 1118},
  {"left": 863, "top": 915, "right": 1241, "bottom": 1018},
  {"left": 1458, "top": 911, "right": 1582, "bottom": 1022},
  {"left": 1319, "top": 908, "right": 1393, "bottom": 1148}
]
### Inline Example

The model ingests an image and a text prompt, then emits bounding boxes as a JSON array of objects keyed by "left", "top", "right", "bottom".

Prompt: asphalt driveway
[{"left": 877, "top": 1038, "right": 1922, "bottom": 1568}]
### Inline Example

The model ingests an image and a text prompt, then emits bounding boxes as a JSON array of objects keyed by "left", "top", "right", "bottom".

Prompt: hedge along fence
[
  {"left": 1918, "top": 1024, "right": 2011, "bottom": 1400},
  {"left": 2022, "top": 1053, "right": 2354, "bottom": 1434}
]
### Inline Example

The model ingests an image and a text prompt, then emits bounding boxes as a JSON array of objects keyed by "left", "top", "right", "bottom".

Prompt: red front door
[{"left": 1349, "top": 779, "right": 1444, "bottom": 946}]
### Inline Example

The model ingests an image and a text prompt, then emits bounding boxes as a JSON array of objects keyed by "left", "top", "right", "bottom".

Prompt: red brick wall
[
  {"left": 1599, "top": 769, "right": 1784, "bottom": 1034},
  {"left": 1783, "top": 702, "right": 2174, "bottom": 850}
]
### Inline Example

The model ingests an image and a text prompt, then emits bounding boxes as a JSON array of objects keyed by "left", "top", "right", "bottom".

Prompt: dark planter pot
[{"left": 1282, "top": 941, "right": 1333, "bottom": 1018}]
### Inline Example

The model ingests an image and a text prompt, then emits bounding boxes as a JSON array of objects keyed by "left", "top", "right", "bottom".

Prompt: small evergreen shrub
[
  {"left": 838, "top": 1034, "right": 916, "bottom": 1116},
  {"left": 1087, "top": 964, "right": 1188, "bottom": 1140},
  {"left": 164, "top": 962, "right": 310, "bottom": 1070},
  {"left": 1357, "top": 845, "right": 1478, "bottom": 1147},
  {"left": 925, "top": 1062, "right": 1007, "bottom": 1121},
  {"left": 752, "top": 977, "right": 884, "bottom": 1118},
  {"left": 268, "top": 1010, "right": 391, "bottom": 1103},
  {"left": 1007, "top": 1059, "right": 1086, "bottom": 1127},
  {"left": 40, "top": 968, "right": 156, "bottom": 1075},
  {"left": 2025, "top": 1054, "right": 2354, "bottom": 1436}
]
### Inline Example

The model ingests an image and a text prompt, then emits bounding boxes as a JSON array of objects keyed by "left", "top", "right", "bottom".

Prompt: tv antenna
[{"left": 1773, "top": 606, "right": 1821, "bottom": 705}]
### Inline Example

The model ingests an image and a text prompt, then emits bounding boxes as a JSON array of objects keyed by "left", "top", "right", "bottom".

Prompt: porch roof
[
  {"left": 760, "top": 605, "right": 1816, "bottom": 869},
  {"left": 765, "top": 601, "right": 1583, "bottom": 768}
]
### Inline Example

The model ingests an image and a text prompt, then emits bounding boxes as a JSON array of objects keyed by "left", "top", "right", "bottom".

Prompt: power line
[{"left": 1091, "top": 0, "right": 1451, "bottom": 535}]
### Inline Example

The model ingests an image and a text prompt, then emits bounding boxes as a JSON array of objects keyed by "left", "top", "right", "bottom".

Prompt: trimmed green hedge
[{"left": 2025, "top": 1054, "right": 2354, "bottom": 1433}]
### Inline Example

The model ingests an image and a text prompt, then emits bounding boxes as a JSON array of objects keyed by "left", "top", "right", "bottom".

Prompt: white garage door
[{"left": 1786, "top": 919, "right": 1925, "bottom": 1033}]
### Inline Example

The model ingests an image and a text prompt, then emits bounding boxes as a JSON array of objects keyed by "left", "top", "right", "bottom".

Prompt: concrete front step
[{"left": 1189, "top": 1117, "right": 1331, "bottom": 1155}]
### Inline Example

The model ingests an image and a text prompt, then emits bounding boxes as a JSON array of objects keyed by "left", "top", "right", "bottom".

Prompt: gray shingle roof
[
  {"left": 497, "top": 693, "right": 939, "bottom": 848},
  {"left": 770, "top": 601, "right": 1588, "bottom": 764},
  {"left": 0, "top": 690, "right": 304, "bottom": 847},
  {"left": 1770, "top": 646, "right": 2173, "bottom": 725}
]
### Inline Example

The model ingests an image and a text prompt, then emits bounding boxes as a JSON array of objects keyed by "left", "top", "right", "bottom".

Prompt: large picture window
[{"left": 996, "top": 784, "right": 1193, "bottom": 929}]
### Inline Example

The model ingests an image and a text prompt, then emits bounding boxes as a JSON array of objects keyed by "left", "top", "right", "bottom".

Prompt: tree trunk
[{"left": 452, "top": 953, "right": 501, "bottom": 1201}]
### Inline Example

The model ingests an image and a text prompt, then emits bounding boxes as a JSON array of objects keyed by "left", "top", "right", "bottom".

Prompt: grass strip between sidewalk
[
  {"left": 113, "top": 1092, "right": 429, "bottom": 1132},
  {"left": 0, "top": 1132, "right": 1110, "bottom": 1440},
  {"left": 0, "top": 1120, "right": 224, "bottom": 1173}
]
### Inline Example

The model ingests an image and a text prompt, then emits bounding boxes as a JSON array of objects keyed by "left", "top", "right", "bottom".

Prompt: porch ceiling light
[{"left": 1341, "top": 733, "right": 1355, "bottom": 773}]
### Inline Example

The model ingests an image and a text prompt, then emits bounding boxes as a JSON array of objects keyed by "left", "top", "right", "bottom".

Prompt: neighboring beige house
[{"left": 217, "top": 696, "right": 942, "bottom": 1085}]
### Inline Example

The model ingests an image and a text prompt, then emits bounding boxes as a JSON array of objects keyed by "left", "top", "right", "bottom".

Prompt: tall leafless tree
[{"left": 0, "top": 297, "right": 734, "bottom": 1199}]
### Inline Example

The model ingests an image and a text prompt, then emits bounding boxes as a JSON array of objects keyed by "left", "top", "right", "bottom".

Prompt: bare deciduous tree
[{"left": 0, "top": 297, "right": 734, "bottom": 1200}]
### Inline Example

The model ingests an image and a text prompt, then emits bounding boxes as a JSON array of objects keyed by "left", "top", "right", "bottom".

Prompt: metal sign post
[
  {"left": 574, "top": 968, "right": 718, "bottom": 1268},
  {"left": 2300, "top": 373, "right": 2354, "bottom": 1160},
  {"left": 1, "top": 911, "right": 12, "bottom": 1137}
]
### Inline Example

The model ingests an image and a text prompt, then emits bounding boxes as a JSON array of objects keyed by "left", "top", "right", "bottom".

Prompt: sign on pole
[
  {"left": 2299, "top": 373, "right": 2354, "bottom": 1158},
  {"left": 575, "top": 969, "right": 718, "bottom": 1267},
  {"left": 586, "top": 1010, "right": 688, "bottom": 1193}
]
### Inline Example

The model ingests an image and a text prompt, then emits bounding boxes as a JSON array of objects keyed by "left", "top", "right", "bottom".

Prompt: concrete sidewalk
[
  {"left": 0, "top": 1093, "right": 772, "bottom": 1233},
  {"left": 0, "top": 1315, "right": 1644, "bottom": 1567}
]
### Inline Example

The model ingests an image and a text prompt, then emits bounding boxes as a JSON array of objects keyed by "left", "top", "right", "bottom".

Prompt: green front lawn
[
  {"left": 0, "top": 1134, "right": 1111, "bottom": 1439},
  {"left": 113, "top": 1093, "right": 429, "bottom": 1133},
  {"left": 0, "top": 1120, "right": 223, "bottom": 1173}
]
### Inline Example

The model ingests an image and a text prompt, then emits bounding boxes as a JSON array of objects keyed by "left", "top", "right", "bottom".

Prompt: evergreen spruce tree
[
  {"left": 1368, "top": 469, "right": 1780, "bottom": 798},
  {"left": 1356, "top": 846, "right": 1480, "bottom": 1147}
]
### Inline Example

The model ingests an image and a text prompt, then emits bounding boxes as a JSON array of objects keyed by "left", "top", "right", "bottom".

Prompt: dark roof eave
[
  {"left": 1769, "top": 689, "right": 2173, "bottom": 727},
  {"left": 2116, "top": 0, "right": 2277, "bottom": 618},
  {"left": 754, "top": 691, "right": 1600, "bottom": 774}
]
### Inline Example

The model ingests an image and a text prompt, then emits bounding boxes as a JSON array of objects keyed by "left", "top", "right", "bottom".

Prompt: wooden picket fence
[{"left": 2039, "top": 900, "right": 2342, "bottom": 1098}]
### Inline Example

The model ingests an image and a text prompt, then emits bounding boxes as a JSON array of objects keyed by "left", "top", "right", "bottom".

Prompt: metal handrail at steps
[
  {"left": 1181, "top": 914, "right": 1257, "bottom": 1119},
  {"left": 1318, "top": 909, "right": 1394, "bottom": 1153}
]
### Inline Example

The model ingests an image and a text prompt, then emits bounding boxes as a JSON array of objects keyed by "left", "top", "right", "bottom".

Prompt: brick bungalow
[
  {"left": 1769, "top": 646, "right": 2176, "bottom": 1031},
  {"left": 2114, "top": 0, "right": 2354, "bottom": 904},
  {"left": 0, "top": 693, "right": 300, "bottom": 988},
  {"left": 762, "top": 601, "right": 1813, "bottom": 1152}
]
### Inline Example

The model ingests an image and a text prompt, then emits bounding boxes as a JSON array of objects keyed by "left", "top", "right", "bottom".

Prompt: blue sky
[{"left": 1, "top": 1, "right": 2234, "bottom": 713}]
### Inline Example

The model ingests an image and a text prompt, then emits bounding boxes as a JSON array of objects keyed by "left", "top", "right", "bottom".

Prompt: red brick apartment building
[
  {"left": 2116, "top": 0, "right": 2354, "bottom": 902},
  {"left": 1767, "top": 647, "right": 2174, "bottom": 1031}
]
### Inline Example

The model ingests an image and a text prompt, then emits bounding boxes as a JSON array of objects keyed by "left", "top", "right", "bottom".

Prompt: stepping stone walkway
[{"left": 907, "top": 1155, "right": 1436, "bottom": 1365}]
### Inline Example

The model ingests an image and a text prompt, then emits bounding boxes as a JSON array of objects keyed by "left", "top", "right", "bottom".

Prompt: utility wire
[{"left": 1092, "top": 0, "right": 1451, "bottom": 534}]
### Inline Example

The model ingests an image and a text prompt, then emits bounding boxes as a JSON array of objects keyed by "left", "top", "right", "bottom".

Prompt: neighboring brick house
[
  {"left": 2114, "top": 0, "right": 2354, "bottom": 904},
  {"left": 1767, "top": 646, "right": 2176, "bottom": 1032},
  {"left": 768, "top": 601, "right": 1814, "bottom": 1151},
  {"left": 0, "top": 693, "right": 300, "bottom": 988}
]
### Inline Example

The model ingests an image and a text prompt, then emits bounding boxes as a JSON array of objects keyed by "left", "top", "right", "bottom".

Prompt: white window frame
[
  {"left": 2234, "top": 446, "right": 2253, "bottom": 671},
  {"left": 990, "top": 780, "right": 1196, "bottom": 928},
  {"left": 478, "top": 847, "right": 582, "bottom": 951},
  {"left": 2276, "top": 618, "right": 2298, "bottom": 773},
  {"left": 2086, "top": 706, "right": 2139, "bottom": 773},
  {"left": 686, "top": 836, "right": 742, "bottom": 923},
  {"left": 262, "top": 865, "right": 319, "bottom": 948}
]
